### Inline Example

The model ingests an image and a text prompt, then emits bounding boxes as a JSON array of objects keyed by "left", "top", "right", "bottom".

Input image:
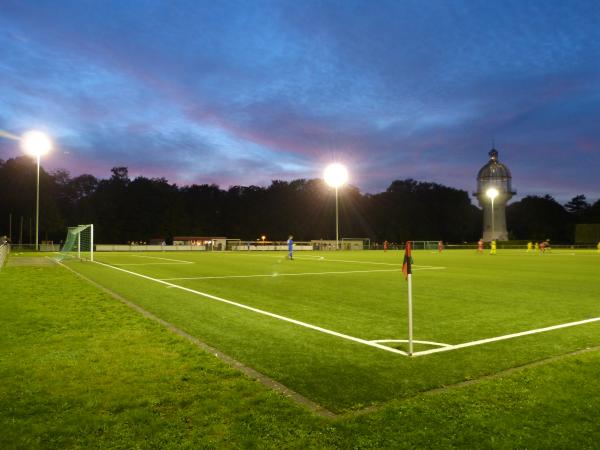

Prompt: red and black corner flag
[{"left": 402, "top": 240, "right": 412, "bottom": 280}]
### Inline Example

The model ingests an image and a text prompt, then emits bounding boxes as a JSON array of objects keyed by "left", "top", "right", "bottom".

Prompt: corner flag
[
  {"left": 403, "top": 240, "right": 414, "bottom": 356},
  {"left": 402, "top": 241, "right": 412, "bottom": 280}
]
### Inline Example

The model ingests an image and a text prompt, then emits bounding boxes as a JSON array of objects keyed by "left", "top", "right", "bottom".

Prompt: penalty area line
[{"left": 92, "top": 260, "right": 409, "bottom": 356}]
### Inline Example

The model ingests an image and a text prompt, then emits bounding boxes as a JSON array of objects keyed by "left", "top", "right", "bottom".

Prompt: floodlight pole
[
  {"left": 408, "top": 273, "right": 414, "bottom": 356},
  {"left": 490, "top": 196, "right": 495, "bottom": 241},
  {"left": 35, "top": 154, "right": 40, "bottom": 251},
  {"left": 335, "top": 186, "right": 339, "bottom": 250}
]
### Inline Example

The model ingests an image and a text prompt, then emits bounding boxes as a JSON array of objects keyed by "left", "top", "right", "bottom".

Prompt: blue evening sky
[{"left": 1, "top": 0, "right": 599, "bottom": 202}]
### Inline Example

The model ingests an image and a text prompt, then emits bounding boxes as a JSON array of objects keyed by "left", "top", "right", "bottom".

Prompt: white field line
[
  {"left": 291, "top": 255, "right": 446, "bottom": 270},
  {"left": 92, "top": 260, "right": 409, "bottom": 356},
  {"left": 160, "top": 266, "right": 444, "bottom": 281},
  {"left": 161, "top": 268, "right": 402, "bottom": 280},
  {"left": 371, "top": 339, "right": 452, "bottom": 348},
  {"left": 292, "top": 256, "right": 401, "bottom": 266},
  {"left": 412, "top": 317, "right": 600, "bottom": 357},
  {"left": 111, "top": 263, "right": 194, "bottom": 266},
  {"left": 131, "top": 255, "right": 194, "bottom": 263}
]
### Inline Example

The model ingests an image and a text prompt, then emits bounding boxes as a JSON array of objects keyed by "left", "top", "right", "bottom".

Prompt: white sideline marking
[
  {"left": 160, "top": 266, "right": 444, "bottom": 281},
  {"left": 92, "top": 260, "right": 409, "bottom": 356},
  {"left": 412, "top": 317, "right": 600, "bottom": 357},
  {"left": 131, "top": 255, "right": 194, "bottom": 263},
  {"left": 291, "top": 256, "right": 446, "bottom": 270},
  {"left": 162, "top": 268, "right": 401, "bottom": 280},
  {"left": 292, "top": 256, "right": 402, "bottom": 266}
]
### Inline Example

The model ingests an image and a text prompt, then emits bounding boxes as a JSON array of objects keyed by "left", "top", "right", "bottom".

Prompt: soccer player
[
  {"left": 384, "top": 240, "right": 388, "bottom": 252},
  {"left": 287, "top": 235, "right": 294, "bottom": 260},
  {"left": 438, "top": 240, "right": 444, "bottom": 253},
  {"left": 527, "top": 242, "right": 532, "bottom": 252},
  {"left": 534, "top": 242, "right": 540, "bottom": 252},
  {"left": 597, "top": 242, "right": 600, "bottom": 253},
  {"left": 477, "top": 238, "right": 484, "bottom": 254},
  {"left": 490, "top": 240, "right": 497, "bottom": 255}
]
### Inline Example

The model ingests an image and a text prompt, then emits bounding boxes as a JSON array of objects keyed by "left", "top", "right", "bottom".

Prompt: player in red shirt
[
  {"left": 383, "top": 240, "right": 388, "bottom": 252},
  {"left": 477, "top": 238, "right": 484, "bottom": 254},
  {"left": 438, "top": 240, "right": 444, "bottom": 253}
]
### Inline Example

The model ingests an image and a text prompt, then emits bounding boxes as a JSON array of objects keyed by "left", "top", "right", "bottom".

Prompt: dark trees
[
  {"left": 1, "top": 156, "right": 594, "bottom": 244},
  {"left": 506, "top": 195, "right": 573, "bottom": 242}
]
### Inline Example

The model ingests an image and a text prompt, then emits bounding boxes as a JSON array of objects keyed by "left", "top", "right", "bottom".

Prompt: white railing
[{"left": 96, "top": 244, "right": 207, "bottom": 252}]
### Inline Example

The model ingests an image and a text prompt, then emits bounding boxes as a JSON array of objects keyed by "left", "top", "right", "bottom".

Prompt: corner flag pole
[
  {"left": 408, "top": 272, "right": 413, "bottom": 356},
  {"left": 403, "top": 240, "right": 414, "bottom": 356}
]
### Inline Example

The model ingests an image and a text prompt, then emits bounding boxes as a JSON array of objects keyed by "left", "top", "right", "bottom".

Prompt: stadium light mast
[
  {"left": 324, "top": 163, "right": 348, "bottom": 250},
  {"left": 486, "top": 187, "right": 499, "bottom": 241},
  {"left": 21, "top": 130, "right": 53, "bottom": 251}
]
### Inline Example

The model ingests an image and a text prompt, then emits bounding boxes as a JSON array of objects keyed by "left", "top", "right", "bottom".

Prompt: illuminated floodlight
[
  {"left": 323, "top": 163, "right": 348, "bottom": 188},
  {"left": 21, "top": 130, "right": 53, "bottom": 157},
  {"left": 486, "top": 187, "right": 499, "bottom": 200},
  {"left": 20, "top": 130, "right": 53, "bottom": 252}
]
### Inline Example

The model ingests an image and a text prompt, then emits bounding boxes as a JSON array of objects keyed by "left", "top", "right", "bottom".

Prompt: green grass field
[
  {"left": 59, "top": 249, "right": 600, "bottom": 413},
  {"left": 2, "top": 249, "right": 600, "bottom": 448}
]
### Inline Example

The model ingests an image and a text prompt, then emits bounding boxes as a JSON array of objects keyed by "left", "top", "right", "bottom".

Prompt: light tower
[
  {"left": 474, "top": 148, "right": 516, "bottom": 241},
  {"left": 21, "top": 130, "right": 53, "bottom": 251},
  {"left": 324, "top": 163, "right": 348, "bottom": 250}
]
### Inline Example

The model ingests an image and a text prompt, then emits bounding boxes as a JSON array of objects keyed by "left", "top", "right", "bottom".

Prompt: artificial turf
[
  {"left": 2, "top": 253, "right": 600, "bottom": 448},
  {"left": 56, "top": 249, "right": 600, "bottom": 412}
]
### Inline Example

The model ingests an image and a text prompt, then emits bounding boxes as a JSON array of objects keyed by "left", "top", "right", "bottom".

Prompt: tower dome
[{"left": 475, "top": 149, "right": 515, "bottom": 195}]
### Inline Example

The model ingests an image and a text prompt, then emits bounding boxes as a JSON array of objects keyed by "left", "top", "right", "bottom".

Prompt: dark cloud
[{"left": 0, "top": 0, "right": 599, "bottom": 203}]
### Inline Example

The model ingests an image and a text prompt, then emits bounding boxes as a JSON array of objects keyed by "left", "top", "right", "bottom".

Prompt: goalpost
[
  {"left": 61, "top": 224, "right": 94, "bottom": 261},
  {"left": 411, "top": 240, "right": 439, "bottom": 250}
]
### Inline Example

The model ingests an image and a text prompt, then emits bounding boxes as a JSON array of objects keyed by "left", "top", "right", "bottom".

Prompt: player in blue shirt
[{"left": 287, "top": 235, "right": 294, "bottom": 260}]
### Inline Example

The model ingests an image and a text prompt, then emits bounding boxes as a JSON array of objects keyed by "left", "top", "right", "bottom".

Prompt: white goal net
[{"left": 60, "top": 224, "right": 94, "bottom": 261}]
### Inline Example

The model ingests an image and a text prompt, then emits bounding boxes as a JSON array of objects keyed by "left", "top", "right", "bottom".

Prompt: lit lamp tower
[
  {"left": 21, "top": 131, "right": 53, "bottom": 251},
  {"left": 474, "top": 148, "right": 515, "bottom": 241},
  {"left": 486, "top": 187, "right": 498, "bottom": 239},
  {"left": 324, "top": 163, "right": 348, "bottom": 250}
]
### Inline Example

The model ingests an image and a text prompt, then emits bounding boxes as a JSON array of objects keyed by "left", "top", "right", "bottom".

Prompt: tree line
[{"left": 1, "top": 156, "right": 598, "bottom": 244}]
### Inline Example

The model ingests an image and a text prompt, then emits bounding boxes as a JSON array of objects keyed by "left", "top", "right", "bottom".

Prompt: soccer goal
[
  {"left": 61, "top": 224, "right": 94, "bottom": 261},
  {"left": 341, "top": 237, "right": 370, "bottom": 250},
  {"left": 411, "top": 240, "right": 439, "bottom": 250}
]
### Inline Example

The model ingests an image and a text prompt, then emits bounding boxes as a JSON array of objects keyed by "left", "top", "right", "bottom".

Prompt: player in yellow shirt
[
  {"left": 527, "top": 242, "right": 532, "bottom": 252},
  {"left": 597, "top": 242, "right": 600, "bottom": 252},
  {"left": 534, "top": 242, "right": 539, "bottom": 252},
  {"left": 490, "top": 240, "right": 497, "bottom": 255}
]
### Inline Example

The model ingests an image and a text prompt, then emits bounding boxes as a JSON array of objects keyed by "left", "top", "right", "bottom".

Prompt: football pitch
[{"left": 60, "top": 249, "right": 600, "bottom": 413}]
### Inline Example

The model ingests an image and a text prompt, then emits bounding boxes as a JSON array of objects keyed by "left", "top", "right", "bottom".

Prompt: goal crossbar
[{"left": 61, "top": 224, "right": 94, "bottom": 261}]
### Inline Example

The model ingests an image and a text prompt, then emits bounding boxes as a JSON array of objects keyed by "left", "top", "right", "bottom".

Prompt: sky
[{"left": 1, "top": 0, "right": 599, "bottom": 203}]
